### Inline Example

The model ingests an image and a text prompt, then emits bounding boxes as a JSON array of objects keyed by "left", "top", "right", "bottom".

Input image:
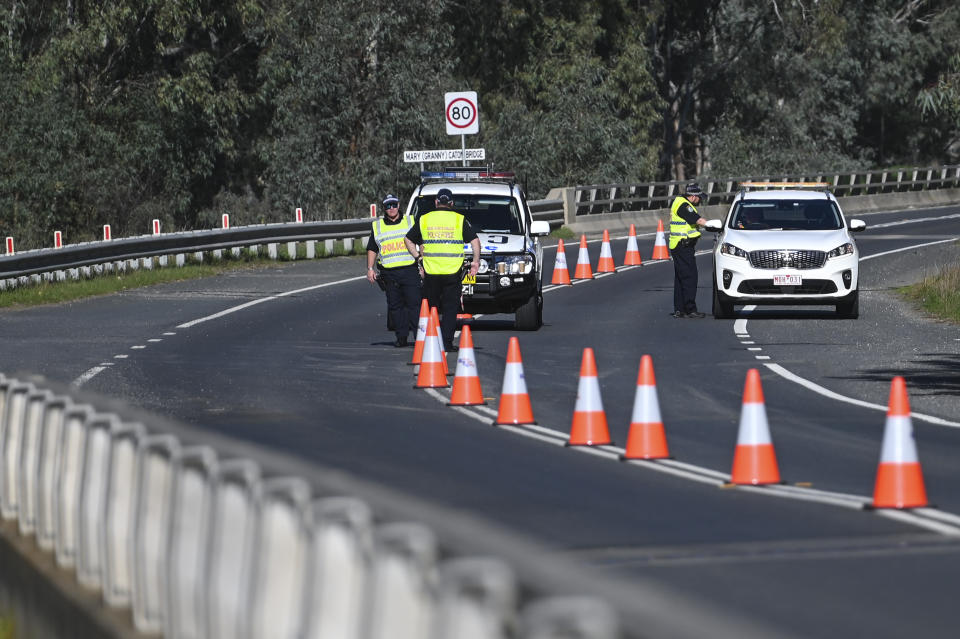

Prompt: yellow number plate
[{"left": 462, "top": 274, "right": 476, "bottom": 284}]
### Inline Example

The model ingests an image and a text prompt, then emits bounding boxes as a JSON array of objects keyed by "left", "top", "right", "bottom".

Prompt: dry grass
[{"left": 899, "top": 260, "right": 960, "bottom": 324}]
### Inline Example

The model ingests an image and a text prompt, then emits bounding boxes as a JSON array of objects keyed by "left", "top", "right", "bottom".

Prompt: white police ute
[
  {"left": 405, "top": 168, "right": 551, "bottom": 330},
  {"left": 704, "top": 183, "right": 866, "bottom": 319}
]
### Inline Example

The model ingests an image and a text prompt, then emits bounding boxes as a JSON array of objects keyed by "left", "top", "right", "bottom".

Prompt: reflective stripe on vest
[
  {"left": 420, "top": 209, "right": 466, "bottom": 275},
  {"left": 372, "top": 216, "right": 416, "bottom": 268},
  {"left": 669, "top": 197, "right": 701, "bottom": 249}
]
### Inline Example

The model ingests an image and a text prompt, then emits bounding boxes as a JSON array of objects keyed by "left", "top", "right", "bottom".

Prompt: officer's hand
[
  {"left": 469, "top": 261, "right": 479, "bottom": 276},
  {"left": 366, "top": 269, "right": 378, "bottom": 284}
]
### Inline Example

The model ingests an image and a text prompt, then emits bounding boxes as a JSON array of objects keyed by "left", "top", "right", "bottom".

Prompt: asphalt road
[{"left": 1, "top": 205, "right": 959, "bottom": 638}]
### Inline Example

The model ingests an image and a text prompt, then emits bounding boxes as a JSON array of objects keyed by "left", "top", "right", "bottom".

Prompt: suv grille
[{"left": 749, "top": 249, "right": 826, "bottom": 270}]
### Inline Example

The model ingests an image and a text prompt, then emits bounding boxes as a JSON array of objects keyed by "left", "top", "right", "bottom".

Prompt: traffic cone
[
  {"left": 573, "top": 235, "right": 593, "bottom": 280},
  {"left": 494, "top": 337, "right": 536, "bottom": 425},
  {"left": 566, "top": 348, "right": 613, "bottom": 446},
  {"left": 448, "top": 325, "right": 485, "bottom": 406},
  {"left": 871, "top": 377, "right": 928, "bottom": 509},
  {"left": 651, "top": 219, "right": 670, "bottom": 260},
  {"left": 730, "top": 369, "right": 781, "bottom": 485},
  {"left": 415, "top": 309, "right": 449, "bottom": 388},
  {"left": 457, "top": 313, "right": 473, "bottom": 321},
  {"left": 430, "top": 306, "right": 449, "bottom": 376},
  {"left": 621, "top": 355, "right": 669, "bottom": 459},
  {"left": 410, "top": 298, "right": 429, "bottom": 366},
  {"left": 623, "top": 224, "right": 642, "bottom": 266},
  {"left": 551, "top": 239, "right": 572, "bottom": 285},
  {"left": 596, "top": 230, "right": 615, "bottom": 273}
]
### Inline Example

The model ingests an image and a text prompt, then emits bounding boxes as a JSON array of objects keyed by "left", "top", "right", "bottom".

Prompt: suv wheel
[
  {"left": 712, "top": 280, "right": 734, "bottom": 319},
  {"left": 515, "top": 293, "right": 542, "bottom": 330},
  {"left": 836, "top": 289, "right": 859, "bottom": 319}
]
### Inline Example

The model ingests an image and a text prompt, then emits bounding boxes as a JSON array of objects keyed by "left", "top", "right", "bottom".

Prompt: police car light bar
[
  {"left": 420, "top": 170, "right": 515, "bottom": 180},
  {"left": 739, "top": 181, "right": 830, "bottom": 189}
]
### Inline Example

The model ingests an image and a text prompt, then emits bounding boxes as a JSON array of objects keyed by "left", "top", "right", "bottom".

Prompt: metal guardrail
[
  {"left": 3, "top": 164, "right": 953, "bottom": 284},
  {"left": 569, "top": 165, "right": 960, "bottom": 218}
]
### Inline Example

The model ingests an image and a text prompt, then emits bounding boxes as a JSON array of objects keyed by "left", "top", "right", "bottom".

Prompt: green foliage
[{"left": 0, "top": 0, "right": 957, "bottom": 249}]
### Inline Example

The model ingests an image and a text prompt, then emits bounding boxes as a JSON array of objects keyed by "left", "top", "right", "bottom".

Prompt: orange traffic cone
[
  {"left": 410, "top": 298, "right": 429, "bottom": 366},
  {"left": 573, "top": 235, "right": 593, "bottom": 280},
  {"left": 566, "top": 348, "right": 613, "bottom": 446},
  {"left": 871, "top": 377, "right": 928, "bottom": 509},
  {"left": 596, "top": 230, "right": 615, "bottom": 273},
  {"left": 651, "top": 219, "right": 670, "bottom": 260},
  {"left": 457, "top": 313, "right": 473, "bottom": 320},
  {"left": 623, "top": 224, "right": 642, "bottom": 266},
  {"left": 551, "top": 239, "right": 572, "bottom": 285},
  {"left": 494, "top": 337, "right": 536, "bottom": 425},
  {"left": 730, "top": 369, "right": 781, "bottom": 485},
  {"left": 430, "top": 306, "right": 449, "bottom": 376},
  {"left": 621, "top": 355, "right": 669, "bottom": 459},
  {"left": 448, "top": 325, "right": 485, "bottom": 406},
  {"left": 415, "top": 309, "right": 449, "bottom": 388}
]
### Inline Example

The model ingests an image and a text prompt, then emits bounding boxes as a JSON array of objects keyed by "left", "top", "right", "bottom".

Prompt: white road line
[
  {"left": 131, "top": 345, "right": 146, "bottom": 350},
  {"left": 71, "top": 366, "right": 107, "bottom": 387},
  {"left": 148, "top": 338, "right": 162, "bottom": 343},
  {"left": 874, "top": 509, "right": 960, "bottom": 536},
  {"left": 113, "top": 354, "right": 128, "bottom": 359},
  {"left": 859, "top": 237, "right": 957, "bottom": 261},
  {"left": 764, "top": 363, "right": 960, "bottom": 428}
]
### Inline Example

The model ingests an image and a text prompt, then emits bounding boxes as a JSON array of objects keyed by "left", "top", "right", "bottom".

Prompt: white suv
[
  {"left": 404, "top": 169, "right": 551, "bottom": 330},
  {"left": 704, "top": 184, "right": 866, "bottom": 319}
]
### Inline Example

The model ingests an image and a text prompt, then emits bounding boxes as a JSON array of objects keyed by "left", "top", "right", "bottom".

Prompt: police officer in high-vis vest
[
  {"left": 669, "top": 182, "right": 708, "bottom": 318},
  {"left": 366, "top": 194, "right": 422, "bottom": 347},
  {"left": 404, "top": 188, "right": 481, "bottom": 352}
]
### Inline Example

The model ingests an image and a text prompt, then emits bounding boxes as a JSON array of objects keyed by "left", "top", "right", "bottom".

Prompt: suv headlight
[
  {"left": 827, "top": 243, "right": 854, "bottom": 259},
  {"left": 496, "top": 254, "right": 535, "bottom": 275},
  {"left": 720, "top": 242, "right": 748, "bottom": 258}
]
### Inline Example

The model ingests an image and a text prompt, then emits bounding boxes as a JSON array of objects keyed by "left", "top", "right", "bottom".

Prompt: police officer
[
  {"left": 366, "top": 194, "right": 422, "bottom": 346},
  {"left": 669, "top": 182, "right": 707, "bottom": 318},
  {"left": 404, "top": 187, "right": 481, "bottom": 352}
]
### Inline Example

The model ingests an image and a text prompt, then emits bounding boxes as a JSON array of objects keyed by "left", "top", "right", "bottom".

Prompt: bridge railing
[
  {"left": 566, "top": 164, "right": 960, "bottom": 220},
  {"left": 0, "top": 374, "right": 780, "bottom": 639}
]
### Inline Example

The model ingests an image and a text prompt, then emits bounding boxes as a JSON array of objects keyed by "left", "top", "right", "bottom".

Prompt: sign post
[{"left": 444, "top": 91, "right": 479, "bottom": 166}]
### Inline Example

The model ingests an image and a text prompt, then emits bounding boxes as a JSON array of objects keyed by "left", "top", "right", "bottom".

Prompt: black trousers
[
  {"left": 380, "top": 264, "right": 422, "bottom": 340},
  {"left": 422, "top": 271, "right": 462, "bottom": 349},
  {"left": 671, "top": 241, "right": 699, "bottom": 313}
]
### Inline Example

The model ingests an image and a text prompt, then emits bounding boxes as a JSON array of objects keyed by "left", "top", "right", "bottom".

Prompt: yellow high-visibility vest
[
  {"left": 669, "top": 197, "right": 701, "bottom": 249},
  {"left": 419, "top": 209, "right": 466, "bottom": 275},
  {"left": 372, "top": 216, "right": 416, "bottom": 268}
]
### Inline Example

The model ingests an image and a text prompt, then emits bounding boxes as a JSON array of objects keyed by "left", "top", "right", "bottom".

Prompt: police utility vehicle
[{"left": 404, "top": 168, "right": 551, "bottom": 330}]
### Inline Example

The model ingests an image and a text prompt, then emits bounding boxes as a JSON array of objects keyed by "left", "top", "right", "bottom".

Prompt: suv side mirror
[
  {"left": 848, "top": 219, "right": 866, "bottom": 232},
  {"left": 704, "top": 219, "right": 723, "bottom": 232},
  {"left": 530, "top": 220, "right": 551, "bottom": 236}
]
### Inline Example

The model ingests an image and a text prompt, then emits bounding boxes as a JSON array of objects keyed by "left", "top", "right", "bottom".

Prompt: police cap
[{"left": 436, "top": 188, "right": 453, "bottom": 204}]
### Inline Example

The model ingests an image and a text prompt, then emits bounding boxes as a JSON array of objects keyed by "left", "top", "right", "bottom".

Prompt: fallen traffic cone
[
  {"left": 623, "top": 224, "right": 642, "bottom": 266},
  {"left": 410, "top": 298, "right": 429, "bottom": 366},
  {"left": 551, "top": 239, "right": 572, "bottom": 285},
  {"left": 494, "top": 337, "right": 536, "bottom": 425},
  {"left": 430, "top": 306, "right": 449, "bottom": 376},
  {"left": 456, "top": 313, "right": 473, "bottom": 320},
  {"left": 730, "top": 369, "right": 781, "bottom": 485},
  {"left": 651, "top": 219, "right": 670, "bottom": 260},
  {"left": 871, "top": 377, "right": 928, "bottom": 509},
  {"left": 596, "top": 230, "right": 615, "bottom": 273},
  {"left": 448, "top": 325, "right": 485, "bottom": 406},
  {"left": 566, "top": 348, "right": 613, "bottom": 446},
  {"left": 573, "top": 235, "right": 593, "bottom": 280},
  {"left": 415, "top": 309, "right": 449, "bottom": 388},
  {"left": 621, "top": 355, "right": 669, "bottom": 459}
]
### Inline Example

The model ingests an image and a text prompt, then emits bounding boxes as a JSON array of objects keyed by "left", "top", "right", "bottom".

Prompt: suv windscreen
[
  {"left": 413, "top": 195, "right": 522, "bottom": 234},
  {"left": 729, "top": 199, "right": 843, "bottom": 231}
]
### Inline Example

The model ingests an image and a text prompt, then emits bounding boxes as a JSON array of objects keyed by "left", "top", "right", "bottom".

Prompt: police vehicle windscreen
[
  {"left": 413, "top": 195, "right": 522, "bottom": 234},
  {"left": 729, "top": 200, "right": 843, "bottom": 231}
]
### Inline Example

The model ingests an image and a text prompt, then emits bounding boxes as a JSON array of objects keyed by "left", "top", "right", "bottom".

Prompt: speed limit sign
[{"left": 445, "top": 91, "right": 479, "bottom": 135}]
